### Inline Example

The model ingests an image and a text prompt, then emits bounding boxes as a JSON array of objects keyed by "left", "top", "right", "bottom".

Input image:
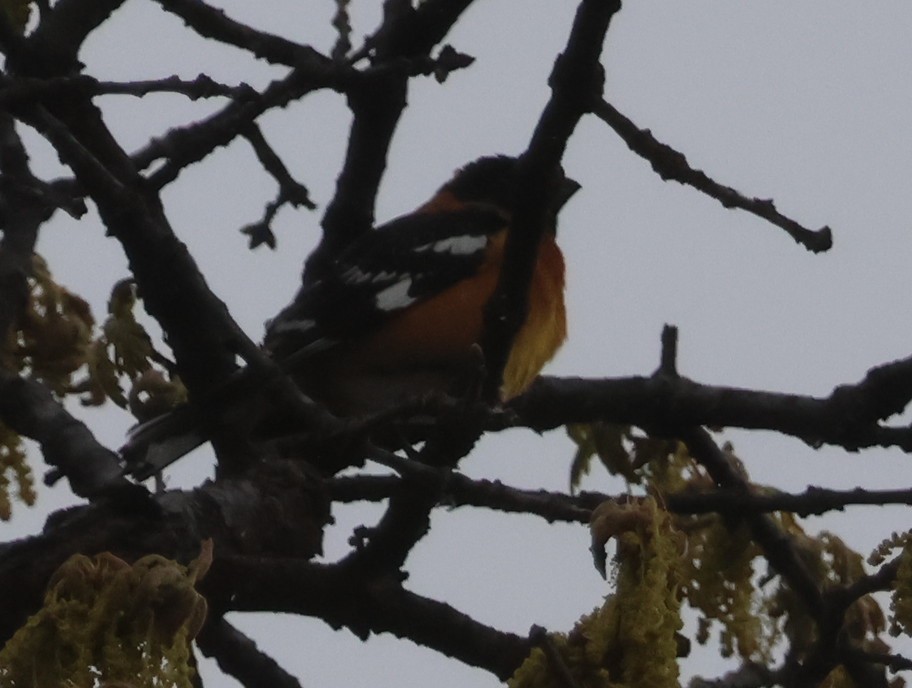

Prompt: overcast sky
[{"left": 9, "top": 2, "right": 912, "bottom": 686}]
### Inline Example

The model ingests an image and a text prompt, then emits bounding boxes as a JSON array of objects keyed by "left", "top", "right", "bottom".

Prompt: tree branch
[
  {"left": 22, "top": 104, "right": 259, "bottom": 394},
  {"left": 239, "top": 123, "right": 316, "bottom": 250},
  {"left": 678, "top": 428, "right": 865, "bottom": 688},
  {"left": 511, "top": 352, "right": 912, "bottom": 453},
  {"left": 0, "top": 370, "right": 130, "bottom": 499},
  {"left": 362, "top": 0, "right": 479, "bottom": 59},
  {"left": 196, "top": 616, "right": 304, "bottom": 688},
  {"left": 339, "top": 457, "right": 443, "bottom": 575},
  {"left": 210, "top": 556, "right": 531, "bottom": 681},
  {"left": 0, "top": 113, "right": 45, "bottom": 341},
  {"left": 6, "top": 12, "right": 267, "bottom": 400},
  {"left": 143, "top": 66, "right": 345, "bottom": 190},
  {"left": 592, "top": 99, "right": 833, "bottom": 253},
  {"left": 153, "top": 0, "right": 328, "bottom": 68},
  {"left": 481, "top": 0, "right": 621, "bottom": 399},
  {"left": 306, "top": 0, "right": 480, "bottom": 281},
  {"left": 21, "top": 0, "right": 127, "bottom": 71},
  {"left": 0, "top": 73, "right": 257, "bottom": 107},
  {"left": 842, "top": 556, "right": 902, "bottom": 601},
  {"left": 0, "top": 459, "right": 327, "bottom": 646},
  {"left": 667, "top": 485, "right": 912, "bottom": 517},
  {"left": 0, "top": 115, "right": 125, "bottom": 499},
  {"left": 684, "top": 429, "right": 824, "bottom": 604},
  {"left": 328, "top": 470, "right": 594, "bottom": 524}
]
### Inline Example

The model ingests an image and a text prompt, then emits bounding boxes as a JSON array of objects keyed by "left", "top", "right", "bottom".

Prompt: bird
[{"left": 122, "top": 155, "right": 579, "bottom": 479}]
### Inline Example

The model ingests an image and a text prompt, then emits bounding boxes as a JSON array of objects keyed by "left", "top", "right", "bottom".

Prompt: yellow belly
[{"left": 501, "top": 237, "right": 566, "bottom": 398}]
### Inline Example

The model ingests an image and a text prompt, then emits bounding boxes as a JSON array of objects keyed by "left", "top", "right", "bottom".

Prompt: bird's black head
[{"left": 443, "top": 155, "right": 580, "bottom": 215}]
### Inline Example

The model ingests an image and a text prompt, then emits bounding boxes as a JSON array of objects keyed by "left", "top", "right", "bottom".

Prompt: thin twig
[
  {"left": 239, "top": 123, "right": 316, "bottom": 249},
  {"left": 592, "top": 99, "right": 833, "bottom": 254},
  {"left": 196, "top": 616, "right": 303, "bottom": 688},
  {"left": 153, "top": 0, "right": 328, "bottom": 67},
  {"left": 0, "top": 74, "right": 256, "bottom": 106},
  {"left": 667, "top": 485, "right": 912, "bottom": 517},
  {"left": 658, "top": 324, "right": 678, "bottom": 377},
  {"left": 481, "top": 0, "right": 621, "bottom": 399}
]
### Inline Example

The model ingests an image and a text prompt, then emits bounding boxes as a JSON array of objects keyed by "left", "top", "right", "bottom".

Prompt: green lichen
[
  {"left": 0, "top": 545, "right": 211, "bottom": 688},
  {"left": 511, "top": 498, "right": 682, "bottom": 688},
  {"left": 679, "top": 517, "right": 764, "bottom": 660},
  {"left": 0, "top": 421, "right": 34, "bottom": 521},
  {"left": 889, "top": 539, "right": 912, "bottom": 637}
]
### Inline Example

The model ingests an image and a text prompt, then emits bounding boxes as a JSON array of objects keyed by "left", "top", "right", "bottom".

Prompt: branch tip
[{"left": 658, "top": 324, "right": 679, "bottom": 377}]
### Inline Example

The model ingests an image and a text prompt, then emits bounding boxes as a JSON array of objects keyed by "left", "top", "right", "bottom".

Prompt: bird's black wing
[
  {"left": 123, "top": 207, "right": 507, "bottom": 479},
  {"left": 263, "top": 206, "right": 508, "bottom": 359}
]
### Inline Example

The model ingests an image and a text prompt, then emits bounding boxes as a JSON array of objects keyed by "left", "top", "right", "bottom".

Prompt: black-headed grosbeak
[{"left": 124, "top": 155, "right": 579, "bottom": 478}]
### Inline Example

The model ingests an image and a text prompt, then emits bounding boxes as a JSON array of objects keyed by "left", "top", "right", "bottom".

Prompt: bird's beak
[{"left": 557, "top": 177, "right": 582, "bottom": 210}]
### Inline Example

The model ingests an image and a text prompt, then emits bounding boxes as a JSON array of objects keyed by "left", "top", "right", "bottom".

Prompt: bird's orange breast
[{"left": 347, "top": 230, "right": 566, "bottom": 401}]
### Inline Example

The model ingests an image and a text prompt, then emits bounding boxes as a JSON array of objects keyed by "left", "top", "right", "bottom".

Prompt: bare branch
[
  {"left": 242, "top": 123, "right": 315, "bottom": 210},
  {"left": 361, "top": 0, "right": 478, "bottom": 60},
  {"left": 22, "top": 104, "right": 257, "bottom": 393},
  {"left": 338, "top": 458, "right": 441, "bottom": 575},
  {"left": 0, "top": 459, "right": 326, "bottom": 646},
  {"left": 659, "top": 323, "right": 679, "bottom": 377},
  {"left": 143, "top": 67, "right": 346, "bottom": 190},
  {"left": 332, "top": 470, "right": 912, "bottom": 530},
  {"left": 126, "top": 52, "right": 472, "bottom": 197},
  {"left": 25, "top": 0, "right": 127, "bottom": 68},
  {"left": 331, "top": 0, "right": 352, "bottom": 61},
  {"left": 0, "top": 113, "right": 45, "bottom": 339},
  {"left": 211, "top": 556, "right": 531, "bottom": 680},
  {"left": 511, "top": 352, "right": 912, "bottom": 453},
  {"left": 837, "top": 556, "right": 901, "bottom": 606},
  {"left": 329, "top": 470, "right": 594, "bottom": 524},
  {"left": 481, "top": 0, "right": 621, "bottom": 399},
  {"left": 0, "top": 116, "right": 125, "bottom": 499},
  {"left": 668, "top": 485, "right": 912, "bottom": 517},
  {"left": 681, "top": 429, "right": 825, "bottom": 614},
  {"left": 592, "top": 99, "right": 833, "bottom": 253},
  {"left": 153, "top": 0, "right": 327, "bottom": 68},
  {"left": 307, "top": 0, "right": 480, "bottom": 281},
  {"left": 239, "top": 123, "right": 316, "bottom": 250},
  {"left": 0, "top": 74, "right": 257, "bottom": 106},
  {"left": 678, "top": 428, "right": 875, "bottom": 688},
  {"left": 0, "top": 370, "right": 130, "bottom": 499},
  {"left": 196, "top": 617, "right": 304, "bottom": 688}
]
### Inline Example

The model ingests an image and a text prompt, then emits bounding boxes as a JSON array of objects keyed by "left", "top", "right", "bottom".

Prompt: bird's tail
[
  {"left": 120, "top": 405, "right": 206, "bottom": 481},
  {"left": 120, "top": 337, "right": 335, "bottom": 481}
]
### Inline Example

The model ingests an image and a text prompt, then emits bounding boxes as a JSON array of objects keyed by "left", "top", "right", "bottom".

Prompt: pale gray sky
[{"left": 9, "top": 2, "right": 912, "bottom": 686}]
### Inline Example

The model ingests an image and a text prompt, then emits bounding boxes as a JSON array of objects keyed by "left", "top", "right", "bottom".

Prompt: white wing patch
[
  {"left": 375, "top": 278, "right": 416, "bottom": 312},
  {"left": 340, "top": 266, "right": 400, "bottom": 285},
  {"left": 414, "top": 234, "right": 488, "bottom": 256},
  {"left": 268, "top": 317, "right": 317, "bottom": 335},
  {"left": 370, "top": 270, "right": 399, "bottom": 283},
  {"left": 339, "top": 265, "right": 372, "bottom": 284}
]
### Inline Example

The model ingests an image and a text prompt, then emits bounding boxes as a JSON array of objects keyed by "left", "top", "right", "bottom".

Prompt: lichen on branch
[
  {"left": 510, "top": 497, "right": 683, "bottom": 688},
  {"left": 0, "top": 542, "right": 212, "bottom": 688}
]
